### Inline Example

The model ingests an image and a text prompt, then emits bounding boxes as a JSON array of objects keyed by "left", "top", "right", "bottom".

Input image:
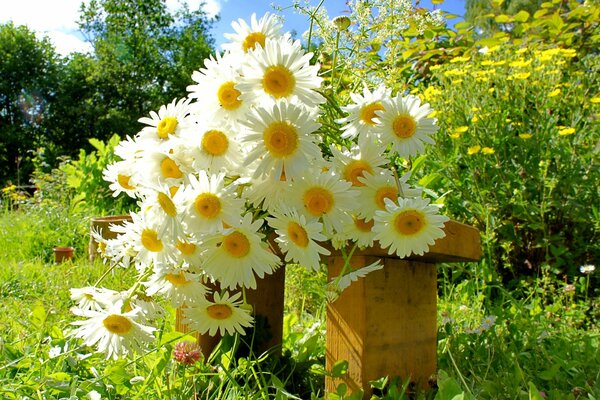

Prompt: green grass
[{"left": 0, "top": 209, "right": 598, "bottom": 399}]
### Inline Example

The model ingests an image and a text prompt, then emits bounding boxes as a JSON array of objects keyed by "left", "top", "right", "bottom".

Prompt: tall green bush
[{"left": 421, "top": 43, "right": 598, "bottom": 282}]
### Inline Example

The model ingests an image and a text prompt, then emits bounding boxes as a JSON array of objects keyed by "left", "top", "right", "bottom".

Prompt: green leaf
[
  {"left": 527, "top": 382, "right": 546, "bottom": 399},
  {"left": 513, "top": 10, "right": 530, "bottom": 22},
  {"left": 30, "top": 303, "right": 46, "bottom": 328},
  {"left": 494, "top": 14, "right": 512, "bottom": 23},
  {"left": 331, "top": 359, "right": 349, "bottom": 378}
]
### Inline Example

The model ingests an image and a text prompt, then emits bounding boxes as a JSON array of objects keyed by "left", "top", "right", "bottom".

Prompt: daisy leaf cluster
[{"left": 71, "top": 12, "right": 448, "bottom": 360}]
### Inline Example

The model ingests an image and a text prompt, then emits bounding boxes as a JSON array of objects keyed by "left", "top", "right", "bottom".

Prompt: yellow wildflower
[
  {"left": 482, "top": 147, "right": 495, "bottom": 154},
  {"left": 516, "top": 48, "right": 528, "bottom": 55},
  {"left": 560, "top": 48, "right": 577, "bottom": 58},
  {"left": 451, "top": 56, "right": 470, "bottom": 63},
  {"left": 468, "top": 145, "right": 481, "bottom": 155},
  {"left": 449, "top": 126, "right": 468, "bottom": 139},
  {"left": 511, "top": 72, "right": 531, "bottom": 80},
  {"left": 443, "top": 69, "right": 466, "bottom": 77},
  {"left": 488, "top": 87, "right": 495, "bottom": 94},
  {"left": 509, "top": 59, "right": 532, "bottom": 68},
  {"left": 548, "top": 88, "right": 561, "bottom": 98},
  {"left": 558, "top": 127, "right": 575, "bottom": 136},
  {"left": 481, "top": 60, "right": 495, "bottom": 66},
  {"left": 519, "top": 133, "right": 533, "bottom": 139}
]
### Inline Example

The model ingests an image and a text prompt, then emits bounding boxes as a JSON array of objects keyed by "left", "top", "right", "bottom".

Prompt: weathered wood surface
[{"left": 325, "top": 220, "right": 481, "bottom": 397}]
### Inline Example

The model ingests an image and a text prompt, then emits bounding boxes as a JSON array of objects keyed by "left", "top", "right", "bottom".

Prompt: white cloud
[
  {"left": 166, "top": 0, "right": 223, "bottom": 18},
  {"left": 1, "top": 0, "right": 223, "bottom": 56},
  {"left": 46, "top": 30, "right": 93, "bottom": 56}
]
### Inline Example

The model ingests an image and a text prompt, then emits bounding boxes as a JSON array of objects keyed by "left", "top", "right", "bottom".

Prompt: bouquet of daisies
[{"left": 70, "top": 12, "right": 448, "bottom": 359}]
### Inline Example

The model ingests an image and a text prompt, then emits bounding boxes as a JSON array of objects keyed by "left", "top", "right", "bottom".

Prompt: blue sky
[
  {"left": 212, "top": 0, "right": 466, "bottom": 49},
  {"left": 0, "top": 0, "right": 465, "bottom": 55}
]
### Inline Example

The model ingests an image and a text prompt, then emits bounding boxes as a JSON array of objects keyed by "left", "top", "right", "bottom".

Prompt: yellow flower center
[
  {"left": 222, "top": 231, "right": 250, "bottom": 258},
  {"left": 102, "top": 314, "right": 133, "bottom": 335},
  {"left": 392, "top": 114, "right": 417, "bottom": 138},
  {"left": 141, "top": 229, "right": 163, "bottom": 252},
  {"left": 264, "top": 121, "right": 298, "bottom": 157},
  {"left": 169, "top": 185, "right": 180, "bottom": 197},
  {"left": 160, "top": 157, "right": 183, "bottom": 179},
  {"left": 303, "top": 187, "right": 334, "bottom": 217},
  {"left": 194, "top": 193, "right": 221, "bottom": 219},
  {"left": 176, "top": 240, "right": 196, "bottom": 256},
  {"left": 165, "top": 272, "right": 189, "bottom": 286},
  {"left": 262, "top": 65, "right": 295, "bottom": 98},
  {"left": 157, "top": 117, "right": 178, "bottom": 139},
  {"left": 217, "top": 81, "right": 243, "bottom": 110},
  {"left": 360, "top": 102, "right": 384, "bottom": 126},
  {"left": 98, "top": 241, "right": 107, "bottom": 253},
  {"left": 375, "top": 186, "right": 398, "bottom": 209},
  {"left": 207, "top": 304, "right": 233, "bottom": 320},
  {"left": 394, "top": 210, "right": 425, "bottom": 236},
  {"left": 343, "top": 160, "right": 373, "bottom": 186},
  {"left": 354, "top": 217, "right": 374, "bottom": 232},
  {"left": 287, "top": 221, "right": 309, "bottom": 247},
  {"left": 202, "top": 130, "right": 229, "bottom": 156},
  {"left": 157, "top": 192, "right": 177, "bottom": 217},
  {"left": 117, "top": 174, "right": 135, "bottom": 190},
  {"left": 243, "top": 32, "right": 266, "bottom": 52}
]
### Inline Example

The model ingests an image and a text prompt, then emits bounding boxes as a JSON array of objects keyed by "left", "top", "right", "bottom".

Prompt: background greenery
[{"left": 0, "top": 0, "right": 598, "bottom": 398}]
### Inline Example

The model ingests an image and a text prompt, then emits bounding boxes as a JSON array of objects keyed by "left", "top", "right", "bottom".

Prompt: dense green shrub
[{"left": 419, "top": 43, "right": 599, "bottom": 283}]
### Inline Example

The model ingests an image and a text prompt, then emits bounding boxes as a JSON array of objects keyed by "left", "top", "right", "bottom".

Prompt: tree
[
  {"left": 0, "top": 22, "right": 59, "bottom": 185},
  {"left": 465, "top": 0, "right": 545, "bottom": 36},
  {"left": 75, "top": 0, "right": 216, "bottom": 140}
]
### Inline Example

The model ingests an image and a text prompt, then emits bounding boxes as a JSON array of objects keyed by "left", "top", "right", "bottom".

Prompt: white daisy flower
[
  {"left": 356, "top": 170, "right": 422, "bottom": 221},
  {"left": 337, "top": 85, "right": 391, "bottom": 140},
  {"left": 144, "top": 269, "right": 208, "bottom": 308},
  {"left": 102, "top": 229, "right": 138, "bottom": 269},
  {"left": 183, "top": 291, "right": 253, "bottom": 336},
  {"left": 266, "top": 207, "right": 330, "bottom": 271},
  {"left": 70, "top": 300, "right": 156, "bottom": 360},
  {"left": 341, "top": 215, "right": 377, "bottom": 249},
  {"left": 201, "top": 213, "right": 281, "bottom": 289},
  {"left": 128, "top": 293, "right": 166, "bottom": 322},
  {"left": 70, "top": 287, "right": 119, "bottom": 312},
  {"left": 113, "top": 134, "right": 142, "bottom": 161},
  {"left": 180, "top": 171, "right": 244, "bottom": 234},
  {"left": 372, "top": 197, "right": 449, "bottom": 258},
  {"left": 103, "top": 160, "right": 140, "bottom": 198},
  {"left": 241, "top": 100, "right": 324, "bottom": 180},
  {"left": 179, "top": 117, "right": 245, "bottom": 175},
  {"left": 137, "top": 182, "right": 185, "bottom": 237},
  {"left": 290, "top": 170, "right": 358, "bottom": 235},
  {"left": 128, "top": 211, "right": 177, "bottom": 272},
  {"left": 237, "top": 36, "right": 325, "bottom": 107},
  {"left": 375, "top": 94, "right": 438, "bottom": 158},
  {"left": 241, "top": 173, "right": 290, "bottom": 214},
  {"left": 137, "top": 150, "right": 190, "bottom": 188},
  {"left": 187, "top": 52, "right": 249, "bottom": 124},
  {"left": 173, "top": 235, "right": 205, "bottom": 272},
  {"left": 137, "top": 98, "right": 194, "bottom": 145},
  {"left": 329, "top": 141, "right": 387, "bottom": 187},
  {"left": 223, "top": 12, "right": 283, "bottom": 54}
]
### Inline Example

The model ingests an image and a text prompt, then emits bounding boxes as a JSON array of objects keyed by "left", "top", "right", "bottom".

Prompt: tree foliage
[
  {"left": 75, "top": 0, "right": 215, "bottom": 140},
  {"left": 0, "top": 23, "right": 58, "bottom": 184},
  {"left": 0, "top": 0, "right": 215, "bottom": 185}
]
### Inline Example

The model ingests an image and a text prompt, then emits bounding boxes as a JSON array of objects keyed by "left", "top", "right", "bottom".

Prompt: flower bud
[{"left": 332, "top": 16, "right": 351, "bottom": 31}]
